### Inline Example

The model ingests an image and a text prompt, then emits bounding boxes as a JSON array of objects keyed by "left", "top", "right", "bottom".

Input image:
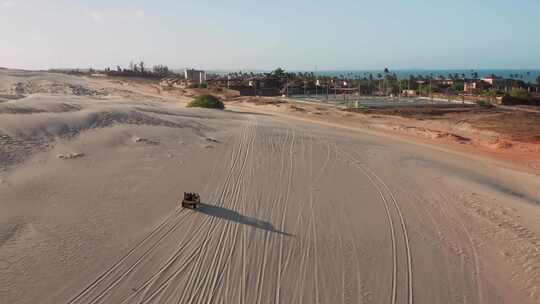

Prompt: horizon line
[{"left": 3, "top": 66, "right": 540, "bottom": 73}]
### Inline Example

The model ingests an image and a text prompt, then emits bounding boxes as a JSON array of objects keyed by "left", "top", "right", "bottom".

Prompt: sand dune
[{"left": 1, "top": 70, "right": 539, "bottom": 304}]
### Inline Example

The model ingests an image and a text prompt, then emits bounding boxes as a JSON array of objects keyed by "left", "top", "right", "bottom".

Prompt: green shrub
[
  {"left": 476, "top": 100, "right": 493, "bottom": 108},
  {"left": 509, "top": 88, "right": 531, "bottom": 100},
  {"left": 450, "top": 82, "right": 464, "bottom": 92},
  {"left": 189, "top": 83, "right": 208, "bottom": 88},
  {"left": 187, "top": 94, "right": 225, "bottom": 109}
]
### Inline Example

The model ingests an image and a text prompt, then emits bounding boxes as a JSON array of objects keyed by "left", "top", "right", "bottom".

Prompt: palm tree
[
  {"left": 139, "top": 61, "right": 145, "bottom": 74},
  {"left": 367, "top": 73, "right": 374, "bottom": 95},
  {"left": 408, "top": 75, "right": 415, "bottom": 91},
  {"left": 376, "top": 73, "right": 383, "bottom": 94},
  {"left": 383, "top": 68, "right": 392, "bottom": 95}
]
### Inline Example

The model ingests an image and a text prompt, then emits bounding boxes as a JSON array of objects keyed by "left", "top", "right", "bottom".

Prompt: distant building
[
  {"left": 482, "top": 75, "right": 503, "bottom": 86},
  {"left": 441, "top": 79, "right": 455, "bottom": 85},
  {"left": 184, "top": 69, "right": 206, "bottom": 84},
  {"left": 401, "top": 89, "right": 417, "bottom": 96},
  {"left": 464, "top": 80, "right": 484, "bottom": 93}
]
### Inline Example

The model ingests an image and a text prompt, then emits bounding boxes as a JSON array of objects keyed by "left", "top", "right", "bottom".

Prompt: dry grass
[{"left": 354, "top": 106, "right": 540, "bottom": 143}]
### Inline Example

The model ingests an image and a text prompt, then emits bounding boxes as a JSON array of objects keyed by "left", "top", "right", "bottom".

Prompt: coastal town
[
  {"left": 45, "top": 63, "right": 540, "bottom": 165},
  {"left": 59, "top": 65, "right": 540, "bottom": 107}
]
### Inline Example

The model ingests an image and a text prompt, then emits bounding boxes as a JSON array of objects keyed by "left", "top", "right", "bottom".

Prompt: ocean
[
  {"left": 207, "top": 68, "right": 540, "bottom": 84},
  {"left": 312, "top": 69, "right": 540, "bottom": 83}
]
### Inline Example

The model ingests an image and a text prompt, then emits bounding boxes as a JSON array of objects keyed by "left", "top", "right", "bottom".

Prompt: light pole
[
  {"left": 326, "top": 81, "right": 329, "bottom": 100},
  {"left": 430, "top": 75, "right": 433, "bottom": 102}
]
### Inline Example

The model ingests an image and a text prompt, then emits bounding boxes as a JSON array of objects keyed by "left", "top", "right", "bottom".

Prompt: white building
[
  {"left": 401, "top": 89, "right": 417, "bottom": 96},
  {"left": 184, "top": 69, "right": 206, "bottom": 84},
  {"left": 481, "top": 75, "right": 503, "bottom": 87}
]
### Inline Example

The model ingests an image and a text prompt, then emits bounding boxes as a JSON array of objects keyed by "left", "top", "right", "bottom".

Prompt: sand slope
[{"left": 1, "top": 70, "right": 539, "bottom": 304}]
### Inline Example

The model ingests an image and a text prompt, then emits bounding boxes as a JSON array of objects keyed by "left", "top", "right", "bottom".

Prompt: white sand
[{"left": 1, "top": 69, "right": 539, "bottom": 304}]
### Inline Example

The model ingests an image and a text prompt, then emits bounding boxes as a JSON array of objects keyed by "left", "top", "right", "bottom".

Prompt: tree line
[
  {"left": 260, "top": 68, "right": 540, "bottom": 97},
  {"left": 58, "top": 61, "right": 177, "bottom": 79},
  {"left": 104, "top": 61, "right": 175, "bottom": 78}
]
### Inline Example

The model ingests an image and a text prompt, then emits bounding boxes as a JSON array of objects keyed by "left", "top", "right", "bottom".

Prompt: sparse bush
[
  {"left": 450, "top": 82, "right": 464, "bottom": 92},
  {"left": 187, "top": 94, "right": 225, "bottom": 110},
  {"left": 476, "top": 100, "right": 493, "bottom": 108},
  {"left": 187, "top": 83, "right": 208, "bottom": 89},
  {"left": 509, "top": 88, "right": 531, "bottom": 100}
]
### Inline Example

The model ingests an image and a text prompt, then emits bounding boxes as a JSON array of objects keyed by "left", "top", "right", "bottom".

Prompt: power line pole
[
  {"left": 326, "top": 82, "right": 329, "bottom": 100},
  {"left": 430, "top": 74, "right": 433, "bottom": 102}
]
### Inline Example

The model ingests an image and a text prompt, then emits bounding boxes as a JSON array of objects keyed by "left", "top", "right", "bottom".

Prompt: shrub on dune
[{"left": 187, "top": 94, "right": 225, "bottom": 110}]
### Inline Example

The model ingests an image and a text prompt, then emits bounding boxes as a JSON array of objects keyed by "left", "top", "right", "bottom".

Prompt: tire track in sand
[
  {"left": 309, "top": 134, "right": 321, "bottom": 304},
  {"left": 67, "top": 126, "right": 237, "bottom": 304},
  {"left": 255, "top": 126, "right": 290, "bottom": 304},
  {"left": 346, "top": 147, "right": 414, "bottom": 304},
  {"left": 120, "top": 122, "right": 253, "bottom": 304},
  {"left": 66, "top": 207, "right": 186, "bottom": 304},
  {"left": 336, "top": 148, "right": 399, "bottom": 304},
  {"left": 177, "top": 122, "right": 255, "bottom": 304},
  {"left": 438, "top": 189, "right": 484, "bottom": 304},
  {"left": 199, "top": 121, "right": 257, "bottom": 304},
  {"left": 112, "top": 125, "right": 250, "bottom": 304},
  {"left": 275, "top": 127, "right": 295, "bottom": 304},
  {"left": 84, "top": 211, "right": 194, "bottom": 304}
]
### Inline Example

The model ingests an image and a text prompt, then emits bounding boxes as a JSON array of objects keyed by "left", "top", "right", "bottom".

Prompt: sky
[{"left": 1, "top": 0, "right": 539, "bottom": 71}]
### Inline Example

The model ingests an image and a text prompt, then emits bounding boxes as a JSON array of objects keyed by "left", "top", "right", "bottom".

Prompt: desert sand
[{"left": 1, "top": 69, "right": 540, "bottom": 304}]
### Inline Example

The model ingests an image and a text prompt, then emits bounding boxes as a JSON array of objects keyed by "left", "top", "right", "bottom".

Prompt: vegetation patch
[
  {"left": 187, "top": 94, "right": 225, "bottom": 110},
  {"left": 475, "top": 100, "right": 494, "bottom": 108}
]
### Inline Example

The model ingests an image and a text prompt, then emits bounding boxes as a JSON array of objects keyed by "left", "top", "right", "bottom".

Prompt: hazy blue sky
[{"left": 1, "top": 0, "right": 539, "bottom": 70}]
